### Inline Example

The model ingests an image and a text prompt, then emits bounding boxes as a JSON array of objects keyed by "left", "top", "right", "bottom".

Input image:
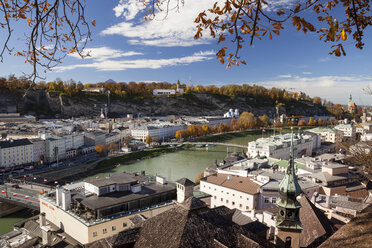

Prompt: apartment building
[
  {"left": 308, "top": 127, "right": 343, "bottom": 144},
  {"left": 105, "top": 131, "right": 122, "bottom": 145},
  {"left": 30, "top": 138, "right": 46, "bottom": 163},
  {"left": 84, "top": 131, "right": 106, "bottom": 146},
  {"left": 334, "top": 124, "right": 356, "bottom": 139},
  {"left": 131, "top": 123, "right": 186, "bottom": 142},
  {"left": 45, "top": 138, "right": 66, "bottom": 163},
  {"left": 72, "top": 134, "right": 84, "bottom": 149},
  {"left": 295, "top": 156, "right": 367, "bottom": 197},
  {"left": 247, "top": 133, "right": 320, "bottom": 159},
  {"left": 0, "top": 139, "right": 33, "bottom": 167},
  {"left": 200, "top": 173, "right": 260, "bottom": 211}
]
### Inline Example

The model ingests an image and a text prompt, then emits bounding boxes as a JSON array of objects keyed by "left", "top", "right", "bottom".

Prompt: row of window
[
  {"left": 204, "top": 185, "right": 249, "bottom": 200},
  {"left": 264, "top": 197, "right": 277, "bottom": 204},
  {"left": 215, "top": 196, "right": 249, "bottom": 210},
  {"left": 92, "top": 222, "right": 127, "bottom": 237}
]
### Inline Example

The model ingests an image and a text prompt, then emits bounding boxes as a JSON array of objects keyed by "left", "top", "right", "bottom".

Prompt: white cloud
[
  {"left": 69, "top": 46, "right": 143, "bottom": 61},
  {"left": 302, "top": 72, "right": 312, "bottom": 75},
  {"left": 102, "top": 0, "right": 215, "bottom": 47},
  {"left": 104, "top": 0, "right": 297, "bottom": 47},
  {"left": 255, "top": 75, "right": 372, "bottom": 104},
  {"left": 113, "top": 0, "right": 146, "bottom": 19},
  {"left": 279, "top": 74, "right": 292, "bottom": 78},
  {"left": 55, "top": 49, "right": 214, "bottom": 72}
]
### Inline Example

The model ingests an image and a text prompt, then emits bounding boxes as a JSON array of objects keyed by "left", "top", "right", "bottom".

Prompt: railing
[{"left": 163, "top": 141, "right": 248, "bottom": 149}]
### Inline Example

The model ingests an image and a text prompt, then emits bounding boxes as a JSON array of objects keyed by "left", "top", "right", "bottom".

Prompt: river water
[{"left": 0, "top": 131, "right": 274, "bottom": 235}]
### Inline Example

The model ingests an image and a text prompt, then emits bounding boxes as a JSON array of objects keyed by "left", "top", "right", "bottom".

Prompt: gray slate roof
[
  {"left": 0, "top": 138, "right": 32, "bottom": 148},
  {"left": 134, "top": 198, "right": 275, "bottom": 248},
  {"left": 176, "top": 178, "right": 195, "bottom": 187}
]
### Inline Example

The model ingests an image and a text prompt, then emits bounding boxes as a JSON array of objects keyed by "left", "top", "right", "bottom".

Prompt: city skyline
[{"left": 0, "top": 0, "right": 372, "bottom": 105}]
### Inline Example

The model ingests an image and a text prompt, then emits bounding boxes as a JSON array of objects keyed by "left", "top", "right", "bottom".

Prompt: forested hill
[{"left": 0, "top": 77, "right": 332, "bottom": 118}]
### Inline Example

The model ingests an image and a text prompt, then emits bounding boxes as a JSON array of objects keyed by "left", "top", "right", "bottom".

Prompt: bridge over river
[
  {"left": 0, "top": 180, "right": 54, "bottom": 211},
  {"left": 163, "top": 141, "right": 248, "bottom": 150}
]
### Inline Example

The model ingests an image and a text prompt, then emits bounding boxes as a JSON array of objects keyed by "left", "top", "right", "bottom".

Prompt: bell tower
[{"left": 275, "top": 130, "right": 303, "bottom": 248}]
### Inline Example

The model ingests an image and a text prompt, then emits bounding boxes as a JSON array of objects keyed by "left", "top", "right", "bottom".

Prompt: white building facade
[
  {"left": 30, "top": 139, "right": 46, "bottom": 163},
  {"left": 334, "top": 124, "right": 356, "bottom": 139},
  {"left": 247, "top": 133, "right": 320, "bottom": 159},
  {"left": 200, "top": 173, "right": 260, "bottom": 211},
  {"left": 131, "top": 124, "right": 186, "bottom": 142},
  {"left": 307, "top": 127, "right": 343, "bottom": 144},
  {"left": 0, "top": 139, "right": 34, "bottom": 167},
  {"left": 45, "top": 138, "right": 66, "bottom": 163}
]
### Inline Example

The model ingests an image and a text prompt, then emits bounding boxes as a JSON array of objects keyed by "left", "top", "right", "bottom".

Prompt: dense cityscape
[
  {"left": 0, "top": 83, "right": 371, "bottom": 247},
  {"left": 1, "top": 0, "right": 372, "bottom": 247}
]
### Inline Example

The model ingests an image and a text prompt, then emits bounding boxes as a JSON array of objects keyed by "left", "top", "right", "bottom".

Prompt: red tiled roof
[{"left": 202, "top": 174, "right": 260, "bottom": 195}]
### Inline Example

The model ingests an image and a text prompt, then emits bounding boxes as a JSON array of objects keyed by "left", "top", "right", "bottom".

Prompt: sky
[{"left": 1, "top": 0, "right": 372, "bottom": 105}]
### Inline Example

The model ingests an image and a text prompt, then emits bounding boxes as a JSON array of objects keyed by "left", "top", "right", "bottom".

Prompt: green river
[{"left": 0, "top": 131, "right": 277, "bottom": 235}]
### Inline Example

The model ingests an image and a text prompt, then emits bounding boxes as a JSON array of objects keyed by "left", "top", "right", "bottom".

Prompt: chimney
[
  {"left": 39, "top": 212, "right": 46, "bottom": 227},
  {"left": 61, "top": 190, "right": 71, "bottom": 210},
  {"left": 41, "top": 226, "right": 52, "bottom": 246},
  {"left": 56, "top": 187, "right": 62, "bottom": 207}
]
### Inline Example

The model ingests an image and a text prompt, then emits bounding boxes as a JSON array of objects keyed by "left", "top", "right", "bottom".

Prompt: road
[{"left": 0, "top": 184, "right": 41, "bottom": 210}]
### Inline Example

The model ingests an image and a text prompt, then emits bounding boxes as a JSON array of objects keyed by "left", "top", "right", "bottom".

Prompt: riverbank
[
  {"left": 195, "top": 127, "right": 294, "bottom": 142},
  {"left": 94, "top": 146, "right": 178, "bottom": 170}
]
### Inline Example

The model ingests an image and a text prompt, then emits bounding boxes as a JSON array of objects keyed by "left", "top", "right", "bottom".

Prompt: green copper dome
[{"left": 275, "top": 130, "right": 302, "bottom": 230}]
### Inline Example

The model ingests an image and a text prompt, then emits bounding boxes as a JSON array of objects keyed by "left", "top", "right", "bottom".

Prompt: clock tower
[{"left": 275, "top": 130, "right": 303, "bottom": 248}]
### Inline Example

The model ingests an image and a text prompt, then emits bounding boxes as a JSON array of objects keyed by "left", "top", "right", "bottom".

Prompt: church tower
[
  {"left": 348, "top": 94, "right": 353, "bottom": 113},
  {"left": 275, "top": 130, "right": 303, "bottom": 248}
]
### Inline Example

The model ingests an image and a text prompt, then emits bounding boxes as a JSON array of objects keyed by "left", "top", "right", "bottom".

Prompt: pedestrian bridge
[{"left": 163, "top": 141, "right": 248, "bottom": 149}]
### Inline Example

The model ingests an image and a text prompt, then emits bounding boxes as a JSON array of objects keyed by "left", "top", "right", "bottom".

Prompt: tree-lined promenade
[{"left": 176, "top": 112, "right": 338, "bottom": 140}]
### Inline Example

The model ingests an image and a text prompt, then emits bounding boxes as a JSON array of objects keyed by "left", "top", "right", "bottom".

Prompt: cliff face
[{"left": 9, "top": 91, "right": 330, "bottom": 118}]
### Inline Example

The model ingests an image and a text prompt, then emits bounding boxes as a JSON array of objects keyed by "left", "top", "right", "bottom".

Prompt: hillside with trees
[{"left": 0, "top": 76, "right": 333, "bottom": 118}]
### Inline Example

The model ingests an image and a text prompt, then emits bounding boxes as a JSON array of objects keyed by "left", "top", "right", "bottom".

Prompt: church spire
[{"left": 275, "top": 129, "right": 302, "bottom": 230}]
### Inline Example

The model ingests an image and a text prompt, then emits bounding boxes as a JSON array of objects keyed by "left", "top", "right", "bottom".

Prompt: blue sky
[{"left": 1, "top": 0, "right": 372, "bottom": 105}]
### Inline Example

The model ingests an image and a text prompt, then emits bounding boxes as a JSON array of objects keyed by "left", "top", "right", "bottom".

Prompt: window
[
  {"left": 103, "top": 228, "right": 107, "bottom": 234},
  {"left": 112, "top": 226, "right": 116, "bottom": 231},
  {"left": 226, "top": 200, "right": 229, "bottom": 203},
  {"left": 246, "top": 206, "right": 249, "bottom": 210},
  {"left": 232, "top": 201, "right": 235, "bottom": 205},
  {"left": 123, "top": 223, "right": 127, "bottom": 227},
  {"left": 239, "top": 204, "right": 242, "bottom": 208},
  {"left": 214, "top": 196, "right": 216, "bottom": 199},
  {"left": 93, "top": 231, "right": 97, "bottom": 237},
  {"left": 240, "top": 196, "right": 242, "bottom": 199},
  {"left": 272, "top": 198, "right": 277, "bottom": 204},
  {"left": 221, "top": 198, "right": 223, "bottom": 201},
  {"left": 232, "top": 194, "right": 235, "bottom": 196},
  {"left": 285, "top": 237, "right": 292, "bottom": 248},
  {"left": 264, "top": 198, "right": 269, "bottom": 203}
]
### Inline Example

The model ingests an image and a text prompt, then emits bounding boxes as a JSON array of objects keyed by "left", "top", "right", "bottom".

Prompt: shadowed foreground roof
[
  {"left": 134, "top": 197, "right": 275, "bottom": 248},
  {"left": 298, "top": 196, "right": 335, "bottom": 247},
  {"left": 318, "top": 203, "right": 372, "bottom": 248}
]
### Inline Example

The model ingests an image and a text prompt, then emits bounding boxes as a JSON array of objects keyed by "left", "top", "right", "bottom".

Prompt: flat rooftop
[
  {"left": 85, "top": 173, "right": 141, "bottom": 188},
  {"left": 73, "top": 182, "right": 176, "bottom": 210}
]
